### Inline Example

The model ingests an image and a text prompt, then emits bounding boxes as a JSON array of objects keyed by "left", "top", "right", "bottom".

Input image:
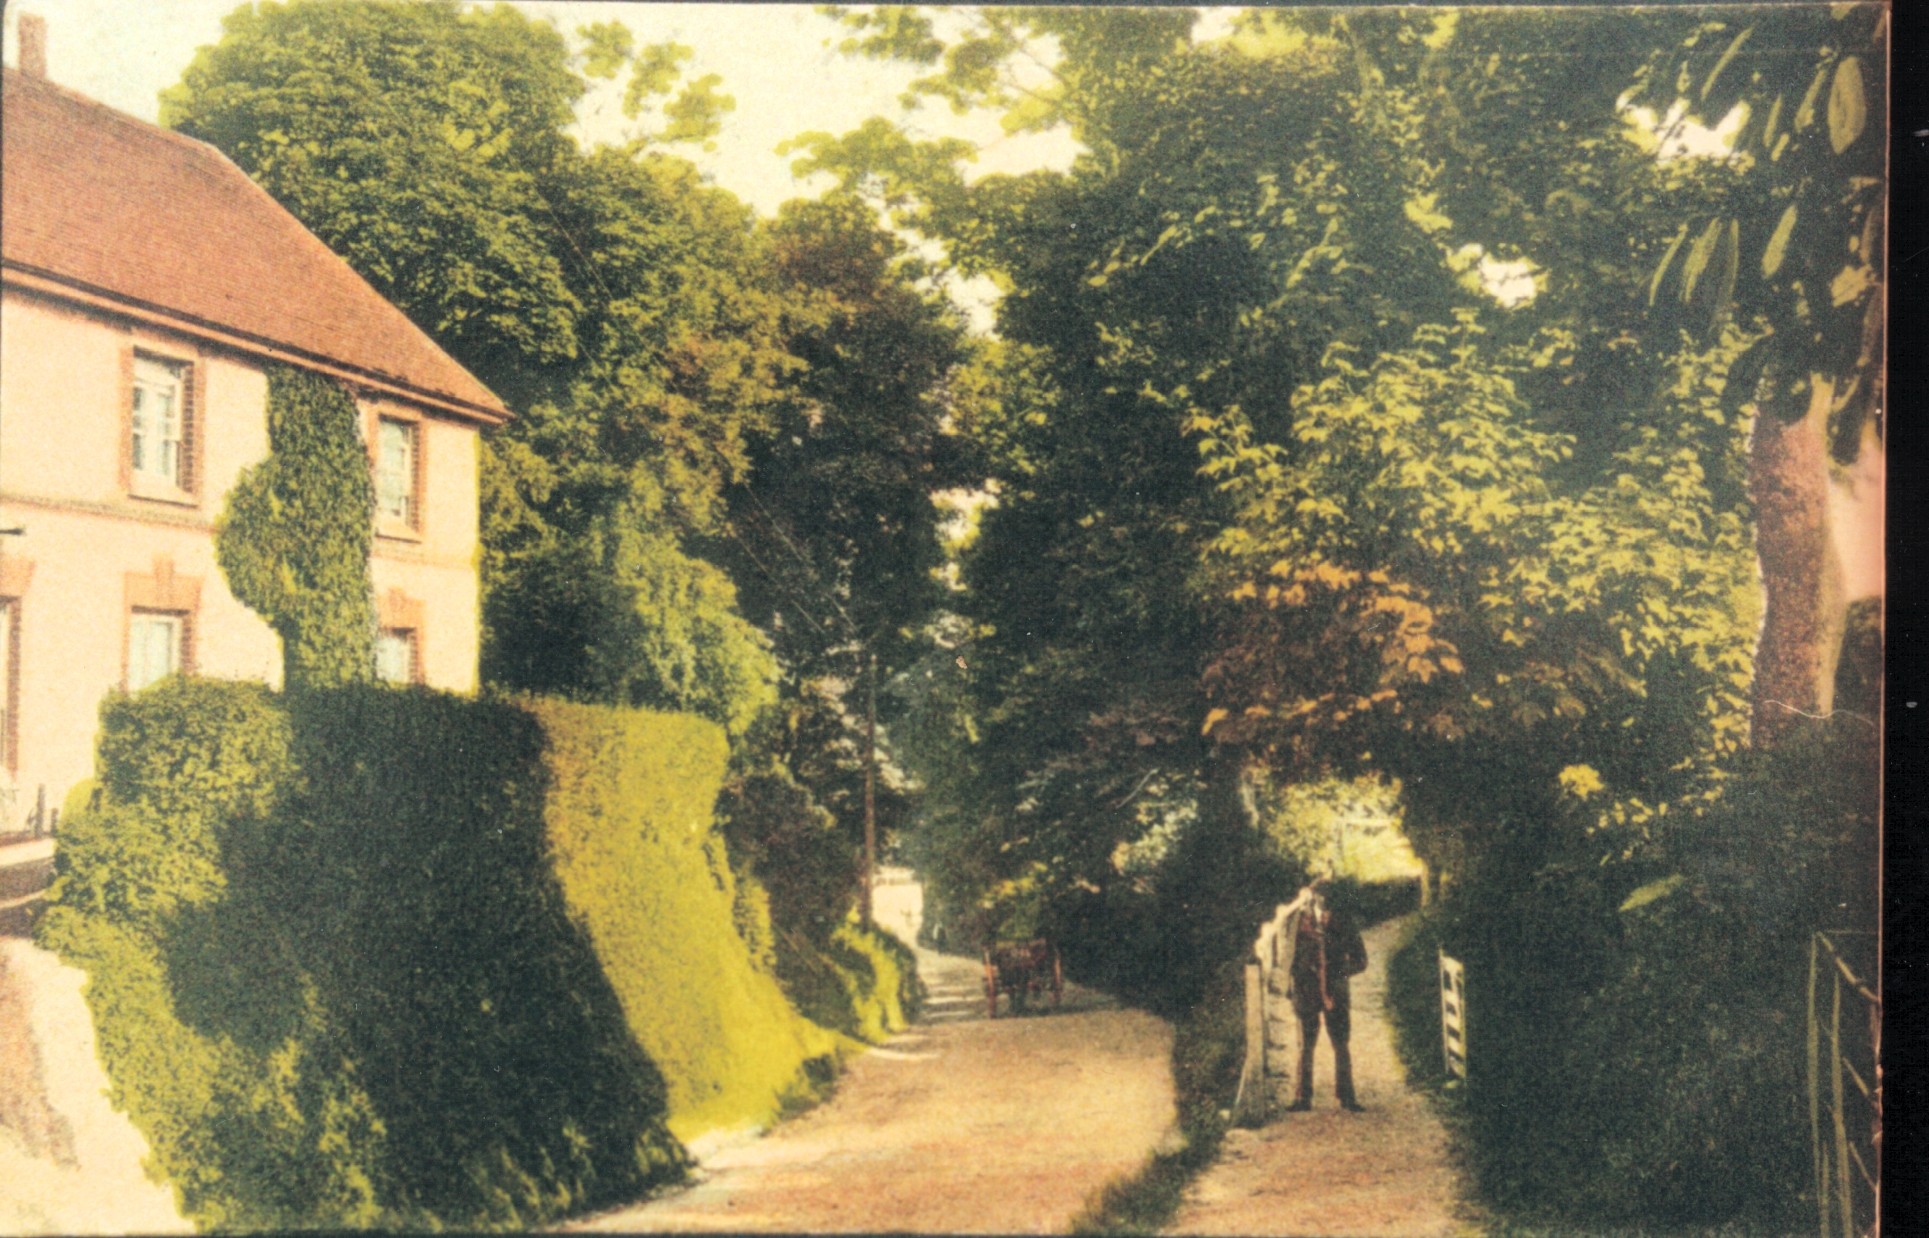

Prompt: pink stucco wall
[{"left": 0, "top": 284, "right": 485, "bottom": 832}]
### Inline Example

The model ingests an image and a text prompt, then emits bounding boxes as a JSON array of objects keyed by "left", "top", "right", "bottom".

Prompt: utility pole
[{"left": 861, "top": 648, "right": 878, "bottom": 929}]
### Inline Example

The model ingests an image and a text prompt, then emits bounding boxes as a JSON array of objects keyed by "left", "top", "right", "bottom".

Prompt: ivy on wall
[{"left": 216, "top": 365, "right": 376, "bottom": 686}]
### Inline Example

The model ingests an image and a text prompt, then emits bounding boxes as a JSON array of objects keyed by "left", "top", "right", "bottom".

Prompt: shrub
[
  {"left": 1385, "top": 719, "right": 1876, "bottom": 1233},
  {"left": 774, "top": 921, "right": 920, "bottom": 1044},
  {"left": 716, "top": 760, "right": 858, "bottom": 940},
  {"left": 215, "top": 366, "right": 375, "bottom": 687},
  {"left": 38, "top": 680, "right": 866, "bottom": 1229},
  {"left": 529, "top": 697, "right": 845, "bottom": 1139}
]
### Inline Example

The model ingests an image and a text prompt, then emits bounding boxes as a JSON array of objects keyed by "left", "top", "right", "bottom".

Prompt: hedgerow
[
  {"left": 528, "top": 697, "right": 846, "bottom": 1140},
  {"left": 37, "top": 680, "right": 876, "bottom": 1230},
  {"left": 1385, "top": 715, "right": 1878, "bottom": 1233}
]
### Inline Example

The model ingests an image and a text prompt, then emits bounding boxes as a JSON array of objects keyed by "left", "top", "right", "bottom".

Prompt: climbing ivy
[{"left": 216, "top": 365, "right": 375, "bottom": 687}]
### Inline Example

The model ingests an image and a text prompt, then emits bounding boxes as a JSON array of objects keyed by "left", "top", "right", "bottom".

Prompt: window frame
[
  {"left": 123, "top": 346, "right": 203, "bottom": 505},
  {"left": 373, "top": 412, "right": 425, "bottom": 539},
  {"left": 374, "top": 626, "right": 422, "bottom": 686},
  {"left": 125, "top": 608, "right": 190, "bottom": 692}
]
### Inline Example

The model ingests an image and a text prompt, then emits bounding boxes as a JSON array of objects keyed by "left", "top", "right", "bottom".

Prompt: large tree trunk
[{"left": 1747, "top": 375, "right": 1845, "bottom": 750}]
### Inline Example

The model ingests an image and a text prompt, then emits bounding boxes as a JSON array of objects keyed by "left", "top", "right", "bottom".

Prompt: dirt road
[
  {"left": 1169, "top": 917, "right": 1477, "bottom": 1237},
  {"left": 569, "top": 921, "right": 1176, "bottom": 1234}
]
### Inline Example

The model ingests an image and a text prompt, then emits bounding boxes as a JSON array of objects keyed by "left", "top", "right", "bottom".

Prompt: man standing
[{"left": 1285, "top": 879, "right": 1368, "bottom": 1112}]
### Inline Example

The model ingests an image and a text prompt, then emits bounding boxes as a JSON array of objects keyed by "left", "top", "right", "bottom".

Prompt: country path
[
  {"left": 567, "top": 880, "right": 1176, "bottom": 1235},
  {"left": 1168, "top": 917, "right": 1480, "bottom": 1237}
]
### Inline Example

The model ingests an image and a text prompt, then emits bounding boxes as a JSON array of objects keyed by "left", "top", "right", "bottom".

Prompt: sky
[{"left": 0, "top": 0, "right": 1109, "bottom": 217}]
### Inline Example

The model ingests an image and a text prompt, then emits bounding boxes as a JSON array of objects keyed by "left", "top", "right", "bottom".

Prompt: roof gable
[{"left": 1, "top": 69, "right": 508, "bottom": 423}]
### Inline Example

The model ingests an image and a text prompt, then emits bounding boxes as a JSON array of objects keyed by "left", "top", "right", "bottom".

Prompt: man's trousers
[{"left": 1293, "top": 990, "right": 1356, "bottom": 1106}]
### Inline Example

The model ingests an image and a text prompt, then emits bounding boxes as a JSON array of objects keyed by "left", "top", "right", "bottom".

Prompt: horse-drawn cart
[{"left": 982, "top": 938, "right": 1063, "bottom": 1017}]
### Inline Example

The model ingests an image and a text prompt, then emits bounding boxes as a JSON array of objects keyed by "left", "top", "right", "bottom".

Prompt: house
[{"left": 0, "top": 31, "right": 510, "bottom": 837}]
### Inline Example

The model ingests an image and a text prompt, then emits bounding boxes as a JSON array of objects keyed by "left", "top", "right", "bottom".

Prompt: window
[
  {"left": 376, "top": 417, "right": 420, "bottom": 531},
  {"left": 375, "top": 627, "right": 418, "bottom": 685},
  {"left": 131, "top": 354, "right": 191, "bottom": 494},
  {"left": 127, "top": 611, "right": 184, "bottom": 691}
]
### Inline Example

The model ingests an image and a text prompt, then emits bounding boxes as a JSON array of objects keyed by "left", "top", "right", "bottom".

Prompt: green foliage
[
  {"left": 164, "top": 0, "right": 585, "bottom": 369},
  {"left": 718, "top": 759, "right": 858, "bottom": 940},
  {"left": 215, "top": 366, "right": 375, "bottom": 687},
  {"left": 724, "top": 194, "right": 970, "bottom": 672},
  {"left": 527, "top": 697, "right": 847, "bottom": 1138},
  {"left": 1385, "top": 715, "right": 1875, "bottom": 1232},
  {"left": 489, "top": 488, "right": 777, "bottom": 734},
  {"left": 775, "top": 922, "right": 919, "bottom": 1045},
  {"left": 169, "top": 0, "right": 799, "bottom": 715},
  {"left": 1197, "top": 318, "right": 1757, "bottom": 869},
  {"left": 35, "top": 680, "right": 870, "bottom": 1229},
  {"left": 1625, "top": 4, "right": 1886, "bottom": 448}
]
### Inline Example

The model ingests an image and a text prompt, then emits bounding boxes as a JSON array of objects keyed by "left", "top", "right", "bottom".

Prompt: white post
[{"left": 1439, "top": 949, "right": 1467, "bottom": 1082}]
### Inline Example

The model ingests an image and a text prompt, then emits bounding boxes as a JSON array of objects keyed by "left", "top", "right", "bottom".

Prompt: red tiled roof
[{"left": 1, "top": 69, "right": 508, "bottom": 423}]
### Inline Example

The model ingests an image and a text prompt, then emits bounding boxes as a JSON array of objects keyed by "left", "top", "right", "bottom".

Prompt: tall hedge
[
  {"left": 531, "top": 700, "right": 845, "bottom": 1138},
  {"left": 36, "top": 681, "right": 852, "bottom": 1230},
  {"left": 215, "top": 365, "right": 375, "bottom": 687}
]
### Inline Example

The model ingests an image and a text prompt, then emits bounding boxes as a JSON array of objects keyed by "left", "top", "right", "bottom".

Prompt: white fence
[{"left": 1439, "top": 949, "right": 1467, "bottom": 1083}]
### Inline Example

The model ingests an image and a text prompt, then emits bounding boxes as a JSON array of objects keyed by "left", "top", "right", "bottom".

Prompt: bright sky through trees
[{"left": 0, "top": 1, "right": 1084, "bottom": 217}]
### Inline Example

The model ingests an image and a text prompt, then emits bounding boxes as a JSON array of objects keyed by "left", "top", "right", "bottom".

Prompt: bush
[
  {"left": 37, "top": 680, "right": 860, "bottom": 1230},
  {"left": 1384, "top": 720, "right": 1877, "bottom": 1233},
  {"left": 717, "top": 761, "right": 859, "bottom": 941},
  {"left": 774, "top": 920, "right": 921, "bottom": 1044},
  {"left": 529, "top": 698, "right": 845, "bottom": 1139}
]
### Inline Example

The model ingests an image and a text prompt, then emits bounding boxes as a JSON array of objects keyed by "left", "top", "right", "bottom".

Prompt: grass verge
[{"left": 1068, "top": 958, "right": 1245, "bottom": 1235}]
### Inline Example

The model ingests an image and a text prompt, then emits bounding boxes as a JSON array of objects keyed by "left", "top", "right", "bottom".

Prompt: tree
[
  {"left": 217, "top": 367, "right": 376, "bottom": 688},
  {"left": 701, "top": 194, "right": 976, "bottom": 919},
  {"left": 167, "top": 0, "right": 796, "bottom": 729},
  {"left": 1623, "top": 4, "right": 1887, "bottom": 748}
]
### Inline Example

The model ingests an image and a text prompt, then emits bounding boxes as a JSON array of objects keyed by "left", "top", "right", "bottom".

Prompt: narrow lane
[
  {"left": 569, "top": 883, "right": 1176, "bottom": 1234},
  {"left": 1169, "top": 917, "right": 1477, "bottom": 1237}
]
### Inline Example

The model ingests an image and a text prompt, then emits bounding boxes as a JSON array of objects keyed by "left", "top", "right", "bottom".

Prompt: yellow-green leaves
[
  {"left": 1827, "top": 55, "right": 1867, "bottom": 153},
  {"left": 1701, "top": 26, "right": 1752, "bottom": 101},
  {"left": 1762, "top": 205, "right": 1798, "bottom": 278},
  {"left": 1403, "top": 193, "right": 1454, "bottom": 235},
  {"left": 1679, "top": 217, "right": 1739, "bottom": 331},
  {"left": 1559, "top": 763, "right": 1607, "bottom": 800},
  {"left": 578, "top": 21, "right": 633, "bottom": 79},
  {"left": 1650, "top": 225, "right": 1689, "bottom": 306},
  {"left": 1618, "top": 873, "right": 1686, "bottom": 912}
]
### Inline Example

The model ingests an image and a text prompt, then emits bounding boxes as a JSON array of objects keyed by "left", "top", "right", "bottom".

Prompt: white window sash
[
  {"left": 128, "top": 614, "right": 181, "bottom": 691},
  {"left": 375, "top": 629, "right": 415, "bottom": 684},
  {"left": 132, "top": 358, "right": 187, "bottom": 488},
  {"left": 377, "top": 420, "right": 417, "bottom": 527}
]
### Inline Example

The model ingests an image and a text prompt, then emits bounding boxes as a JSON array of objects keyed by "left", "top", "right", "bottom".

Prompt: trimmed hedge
[
  {"left": 529, "top": 698, "right": 844, "bottom": 1140},
  {"left": 37, "top": 680, "right": 856, "bottom": 1230},
  {"left": 775, "top": 921, "right": 921, "bottom": 1045}
]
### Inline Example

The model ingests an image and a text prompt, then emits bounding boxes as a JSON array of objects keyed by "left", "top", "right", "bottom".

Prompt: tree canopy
[{"left": 168, "top": 0, "right": 803, "bottom": 730}]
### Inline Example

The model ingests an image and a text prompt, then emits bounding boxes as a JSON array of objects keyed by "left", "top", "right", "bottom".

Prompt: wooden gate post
[
  {"left": 1233, "top": 961, "right": 1266, "bottom": 1123},
  {"left": 1439, "top": 949, "right": 1467, "bottom": 1083}
]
